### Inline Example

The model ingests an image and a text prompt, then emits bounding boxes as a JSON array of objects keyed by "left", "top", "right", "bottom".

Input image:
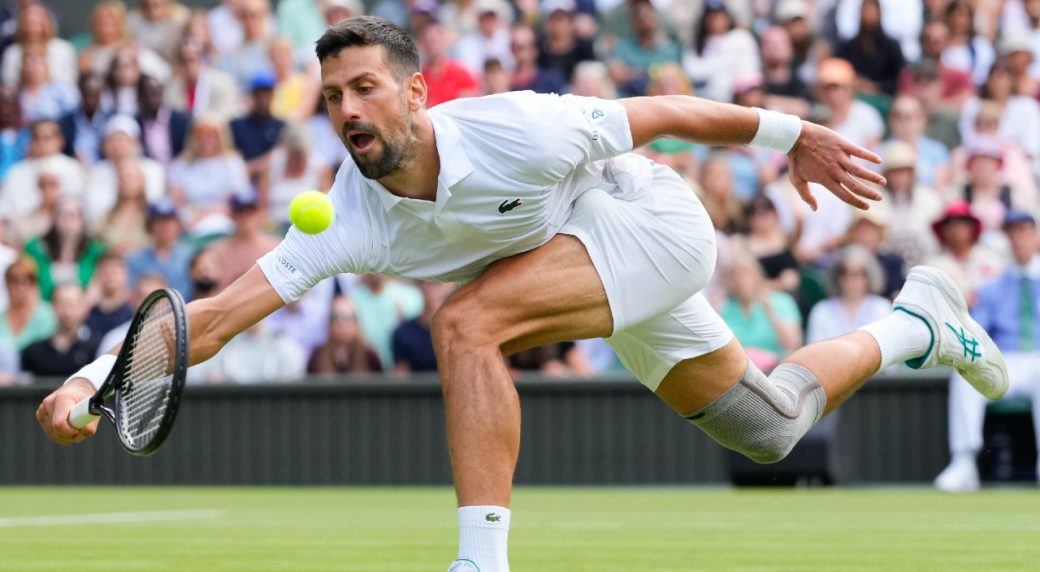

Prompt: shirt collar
[
  {"left": 365, "top": 111, "right": 474, "bottom": 214},
  {"left": 1013, "top": 255, "right": 1040, "bottom": 280}
]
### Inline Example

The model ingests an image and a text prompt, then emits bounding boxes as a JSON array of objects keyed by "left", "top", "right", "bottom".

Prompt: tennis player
[{"left": 37, "top": 17, "right": 1007, "bottom": 572}]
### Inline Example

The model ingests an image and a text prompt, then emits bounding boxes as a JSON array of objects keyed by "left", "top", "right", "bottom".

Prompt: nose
[{"left": 336, "top": 93, "right": 363, "bottom": 122}]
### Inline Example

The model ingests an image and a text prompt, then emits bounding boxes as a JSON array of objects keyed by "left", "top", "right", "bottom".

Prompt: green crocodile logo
[{"left": 498, "top": 199, "right": 522, "bottom": 214}]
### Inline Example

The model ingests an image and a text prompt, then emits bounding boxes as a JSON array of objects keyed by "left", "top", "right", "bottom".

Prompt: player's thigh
[
  {"left": 439, "top": 234, "right": 614, "bottom": 353},
  {"left": 605, "top": 291, "right": 746, "bottom": 412}
]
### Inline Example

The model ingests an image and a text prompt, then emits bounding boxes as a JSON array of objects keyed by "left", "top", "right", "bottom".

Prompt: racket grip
[{"left": 68, "top": 397, "right": 99, "bottom": 429}]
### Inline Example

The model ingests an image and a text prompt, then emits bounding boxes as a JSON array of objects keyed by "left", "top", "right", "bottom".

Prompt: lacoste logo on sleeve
[
  {"left": 277, "top": 256, "right": 298, "bottom": 274},
  {"left": 498, "top": 199, "right": 522, "bottom": 214}
]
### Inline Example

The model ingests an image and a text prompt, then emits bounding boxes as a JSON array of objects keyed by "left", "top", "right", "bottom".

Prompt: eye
[
  {"left": 325, "top": 92, "right": 341, "bottom": 104},
  {"left": 357, "top": 85, "right": 373, "bottom": 95}
]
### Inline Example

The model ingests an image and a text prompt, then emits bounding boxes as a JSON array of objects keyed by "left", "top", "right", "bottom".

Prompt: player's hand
[
  {"left": 36, "top": 378, "right": 98, "bottom": 445},
  {"left": 788, "top": 122, "right": 886, "bottom": 211}
]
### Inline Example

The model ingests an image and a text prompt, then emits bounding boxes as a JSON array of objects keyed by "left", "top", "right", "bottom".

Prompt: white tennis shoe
[
  {"left": 447, "top": 560, "right": 481, "bottom": 572},
  {"left": 893, "top": 266, "right": 1008, "bottom": 400}
]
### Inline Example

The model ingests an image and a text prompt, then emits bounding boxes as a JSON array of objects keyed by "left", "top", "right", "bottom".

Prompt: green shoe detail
[
  {"left": 894, "top": 307, "right": 934, "bottom": 369},
  {"left": 945, "top": 322, "right": 981, "bottom": 362}
]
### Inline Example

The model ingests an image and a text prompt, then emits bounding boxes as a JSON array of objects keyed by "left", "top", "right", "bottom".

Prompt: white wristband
[
  {"left": 65, "top": 354, "right": 116, "bottom": 391},
  {"left": 749, "top": 108, "right": 802, "bottom": 154}
]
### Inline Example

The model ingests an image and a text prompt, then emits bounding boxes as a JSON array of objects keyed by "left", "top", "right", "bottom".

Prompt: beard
[{"left": 343, "top": 118, "right": 416, "bottom": 180}]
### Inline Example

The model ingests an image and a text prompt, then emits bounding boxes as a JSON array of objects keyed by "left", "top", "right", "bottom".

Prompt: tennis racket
[{"left": 67, "top": 288, "right": 189, "bottom": 456}]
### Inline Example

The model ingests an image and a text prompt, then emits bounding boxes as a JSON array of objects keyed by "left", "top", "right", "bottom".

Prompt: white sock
[
  {"left": 859, "top": 310, "right": 933, "bottom": 371},
  {"left": 456, "top": 505, "right": 510, "bottom": 572}
]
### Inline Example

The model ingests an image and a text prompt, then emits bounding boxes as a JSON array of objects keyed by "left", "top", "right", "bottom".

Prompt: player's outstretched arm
[
  {"left": 36, "top": 265, "right": 285, "bottom": 445},
  {"left": 618, "top": 96, "right": 887, "bottom": 210}
]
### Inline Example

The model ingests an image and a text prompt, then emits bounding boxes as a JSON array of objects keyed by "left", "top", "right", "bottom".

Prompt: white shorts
[{"left": 560, "top": 162, "right": 734, "bottom": 391}]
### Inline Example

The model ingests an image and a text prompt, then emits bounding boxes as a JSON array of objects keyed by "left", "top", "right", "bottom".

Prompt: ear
[{"left": 405, "top": 71, "right": 428, "bottom": 111}]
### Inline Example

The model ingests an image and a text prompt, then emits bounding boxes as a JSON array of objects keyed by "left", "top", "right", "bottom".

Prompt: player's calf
[{"left": 683, "top": 360, "right": 826, "bottom": 464}]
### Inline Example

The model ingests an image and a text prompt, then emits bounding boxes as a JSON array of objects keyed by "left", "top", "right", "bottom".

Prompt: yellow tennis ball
[{"left": 289, "top": 191, "right": 334, "bottom": 234}]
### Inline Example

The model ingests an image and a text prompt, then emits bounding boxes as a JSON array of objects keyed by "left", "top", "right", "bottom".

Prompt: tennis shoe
[
  {"left": 893, "top": 266, "right": 1008, "bottom": 399},
  {"left": 447, "top": 560, "right": 481, "bottom": 572}
]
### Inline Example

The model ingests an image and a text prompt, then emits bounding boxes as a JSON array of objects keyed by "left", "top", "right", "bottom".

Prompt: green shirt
[
  {"left": 24, "top": 238, "right": 106, "bottom": 300},
  {"left": 718, "top": 292, "right": 801, "bottom": 356},
  {"left": 0, "top": 301, "right": 56, "bottom": 352}
]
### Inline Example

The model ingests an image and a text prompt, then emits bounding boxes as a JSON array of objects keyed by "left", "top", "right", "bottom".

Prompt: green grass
[{"left": 0, "top": 487, "right": 1038, "bottom": 571}]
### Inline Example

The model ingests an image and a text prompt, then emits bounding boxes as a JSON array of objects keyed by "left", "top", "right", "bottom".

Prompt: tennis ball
[{"left": 289, "top": 191, "right": 334, "bottom": 234}]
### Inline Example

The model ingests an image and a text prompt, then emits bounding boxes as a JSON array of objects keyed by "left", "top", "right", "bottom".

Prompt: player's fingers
[
  {"left": 843, "top": 141, "right": 881, "bottom": 164},
  {"left": 79, "top": 419, "right": 99, "bottom": 438},
  {"left": 790, "top": 173, "right": 818, "bottom": 212},
  {"left": 842, "top": 172, "right": 883, "bottom": 203},
  {"left": 843, "top": 160, "right": 887, "bottom": 188},
  {"left": 824, "top": 177, "right": 869, "bottom": 210}
]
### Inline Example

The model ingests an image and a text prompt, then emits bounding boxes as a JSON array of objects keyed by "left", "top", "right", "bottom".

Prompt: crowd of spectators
[{"left": 1, "top": 0, "right": 1040, "bottom": 396}]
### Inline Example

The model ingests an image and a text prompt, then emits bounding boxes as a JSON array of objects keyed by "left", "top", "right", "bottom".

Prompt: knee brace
[{"left": 684, "top": 361, "right": 826, "bottom": 464}]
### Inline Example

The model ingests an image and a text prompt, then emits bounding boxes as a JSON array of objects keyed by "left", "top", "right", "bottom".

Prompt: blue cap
[
  {"left": 148, "top": 199, "right": 178, "bottom": 220},
  {"left": 249, "top": 71, "right": 276, "bottom": 92},
  {"left": 1004, "top": 209, "right": 1035, "bottom": 228}
]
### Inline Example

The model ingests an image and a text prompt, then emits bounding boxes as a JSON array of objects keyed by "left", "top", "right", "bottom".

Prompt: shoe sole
[{"left": 905, "top": 266, "right": 1008, "bottom": 399}]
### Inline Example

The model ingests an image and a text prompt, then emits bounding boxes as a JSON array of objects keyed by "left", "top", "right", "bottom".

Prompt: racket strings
[{"left": 117, "top": 298, "right": 177, "bottom": 449}]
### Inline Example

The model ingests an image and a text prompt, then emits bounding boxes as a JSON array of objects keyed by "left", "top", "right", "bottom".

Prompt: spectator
[
  {"left": 456, "top": 0, "right": 513, "bottom": 77},
  {"left": 84, "top": 252, "right": 133, "bottom": 339},
  {"left": 682, "top": 0, "right": 759, "bottom": 103},
  {"left": 0, "top": 85, "right": 28, "bottom": 179},
  {"left": 759, "top": 26, "right": 811, "bottom": 118},
  {"left": 137, "top": 74, "right": 191, "bottom": 167},
  {"left": 903, "top": 60, "right": 963, "bottom": 150},
  {"left": 217, "top": 0, "right": 274, "bottom": 92},
  {"left": 508, "top": 24, "right": 565, "bottom": 95},
  {"left": 898, "top": 19, "right": 975, "bottom": 110},
  {"left": 569, "top": 60, "right": 616, "bottom": 99},
  {"left": 942, "top": 0, "right": 996, "bottom": 86},
  {"left": 0, "top": 256, "right": 55, "bottom": 352},
  {"left": 1, "top": 3, "right": 75, "bottom": 88},
  {"left": 884, "top": 95, "right": 951, "bottom": 189},
  {"left": 608, "top": 1, "right": 680, "bottom": 97},
  {"left": 717, "top": 247, "right": 802, "bottom": 372},
  {"left": 17, "top": 47, "right": 78, "bottom": 122},
  {"left": 125, "top": 200, "right": 194, "bottom": 298},
  {"left": 322, "top": 0, "right": 363, "bottom": 29},
  {"left": 815, "top": 57, "right": 884, "bottom": 148},
  {"left": 264, "top": 123, "right": 331, "bottom": 229},
  {"left": 935, "top": 210, "right": 1040, "bottom": 492},
  {"left": 742, "top": 195, "right": 801, "bottom": 297},
  {"left": 998, "top": 32, "right": 1037, "bottom": 97},
  {"left": 806, "top": 245, "right": 892, "bottom": 343},
  {"left": 268, "top": 37, "right": 318, "bottom": 122},
  {"left": 0, "top": 218, "right": 18, "bottom": 312},
  {"left": 230, "top": 71, "right": 285, "bottom": 179},
  {"left": 844, "top": 205, "right": 905, "bottom": 298},
  {"left": 95, "top": 271, "right": 167, "bottom": 356},
  {"left": 419, "top": 21, "right": 480, "bottom": 108},
  {"left": 94, "top": 159, "right": 150, "bottom": 254},
  {"left": 696, "top": 152, "right": 743, "bottom": 235},
  {"left": 7, "top": 165, "right": 58, "bottom": 244},
  {"left": 926, "top": 201, "right": 1005, "bottom": 304},
  {"left": 835, "top": 0, "right": 906, "bottom": 96},
  {"left": 0, "top": 119, "right": 86, "bottom": 219},
  {"left": 24, "top": 197, "right": 105, "bottom": 300},
  {"left": 198, "top": 320, "right": 306, "bottom": 383},
  {"left": 58, "top": 73, "right": 108, "bottom": 164},
  {"left": 774, "top": 0, "right": 817, "bottom": 84},
  {"left": 308, "top": 295, "right": 382, "bottom": 374},
  {"left": 956, "top": 137, "right": 1039, "bottom": 238},
  {"left": 180, "top": 9, "right": 221, "bottom": 63},
  {"left": 264, "top": 276, "right": 335, "bottom": 355},
  {"left": 164, "top": 39, "right": 241, "bottom": 123},
  {"left": 305, "top": 93, "right": 348, "bottom": 168},
  {"left": 481, "top": 58, "right": 511, "bottom": 95},
  {"left": 100, "top": 44, "right": 144, "bottom": 116},
  {"left": 959, "top": 59, "right": 1040, "bottom": 172},
  {"left": 276, "top": 0, "right": 326, "bottom": 59},
  {"left": 538, "top": 0, "right": 595, "bottom": 85},
  {"left": 186, "top": 245, "right": 219, "bottom": 300},
  {"left": 835, "top": 0, "right": 923, "bottom": 64},
  {"left": 167, "top": 117, "right": 249, "bottom": 231},
  {"left": 879, "top": 141, "right": 944, "bottom": 268},
  {"left": 949, "top": 100, "right": 1038, "bottom": 200},
  {"left": 392, "top": 281, "right": 454, "bottom": 374},
  {"left": 79, "top": 2, "right": 168, "bottom": 82},
  {"left": 21, "top": 282, "right": 97, "bottom": 378},
  {"left": 127, "top": 0, "right": 189, "bottom": 63},
  {"left": 350, "top": 274, "right": 423, "bottom": 368},
  {"left": 207, "top": 0, "right": 244, "bottom": 58},
  {"left": 84, "top": 115, "right": 165, "bottom": 225},
  {"left": 207, "top": 193, "right": 280, "bottom": 291}
]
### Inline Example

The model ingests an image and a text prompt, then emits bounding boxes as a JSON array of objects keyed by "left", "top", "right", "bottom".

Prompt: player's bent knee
[
  {"left": 430, "top": 298, "right": 498, "bottom": 357},
  {"left": 682, "top": 361, "right": 827, "bottom": 464}
]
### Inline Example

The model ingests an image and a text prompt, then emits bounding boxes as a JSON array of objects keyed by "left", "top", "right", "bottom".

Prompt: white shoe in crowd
[{"left": 934, "top": 454, "right": 981, "bottom": 493}]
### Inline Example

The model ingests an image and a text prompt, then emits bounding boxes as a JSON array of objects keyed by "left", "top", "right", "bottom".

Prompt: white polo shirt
[{"left": 258, "top": 91, "right": 638, "bottom": 303}]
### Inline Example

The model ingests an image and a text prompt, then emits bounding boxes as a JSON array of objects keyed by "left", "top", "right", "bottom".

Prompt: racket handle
[{"left": 68, "top": 397, "right": 99, "bottom": 429}]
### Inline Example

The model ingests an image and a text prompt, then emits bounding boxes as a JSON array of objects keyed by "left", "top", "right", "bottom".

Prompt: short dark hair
[{"left": 315, "top": 16, "right": 420, "bottom": 79}]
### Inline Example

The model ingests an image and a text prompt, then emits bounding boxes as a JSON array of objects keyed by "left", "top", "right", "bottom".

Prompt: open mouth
[{"left": 347, "top": 132, "right": 376, "bottom": 152}]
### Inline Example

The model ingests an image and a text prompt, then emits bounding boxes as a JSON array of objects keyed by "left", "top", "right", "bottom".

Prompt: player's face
[{"left": 321, "top": 45, "right": 424, "bottom": 180}]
